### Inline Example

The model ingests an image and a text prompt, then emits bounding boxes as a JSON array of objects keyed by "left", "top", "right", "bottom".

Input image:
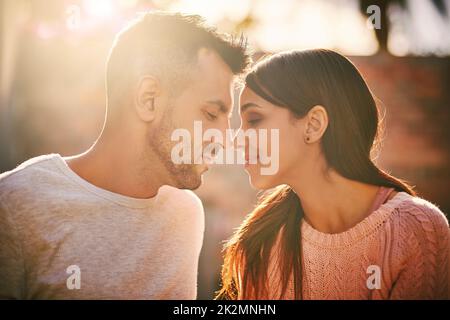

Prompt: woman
[{"left": 217, "top": 49, "right": 449, "bottom": 300}]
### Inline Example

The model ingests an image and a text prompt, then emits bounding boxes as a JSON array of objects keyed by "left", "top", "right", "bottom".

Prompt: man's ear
[
  {"left": 303, "top": 105, "right": 328, "bottom": 144},
  {"left": 135, "top": 75, "right": 161, "bottom": 122}
]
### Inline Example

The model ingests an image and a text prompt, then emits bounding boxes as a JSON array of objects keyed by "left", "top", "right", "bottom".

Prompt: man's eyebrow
[
  {"left": 240, "top": 103, "right": 261, "bottom": 113},
  {"left": 206, "top": 100, "right": 230, "bottom": 114}
]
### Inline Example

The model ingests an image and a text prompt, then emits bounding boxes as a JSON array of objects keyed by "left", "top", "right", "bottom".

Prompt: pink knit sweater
[{"left": 264, "top": 188, "right": 449, "bottom": 299}]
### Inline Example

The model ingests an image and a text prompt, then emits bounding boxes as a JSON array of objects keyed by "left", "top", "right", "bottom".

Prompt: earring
[{"left": 305, "top": 136, "right": 310, "bottom": 143}]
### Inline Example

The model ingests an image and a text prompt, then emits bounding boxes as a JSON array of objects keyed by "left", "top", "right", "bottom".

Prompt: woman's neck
[{"left": 289, "top": 168, "right": 380, "bottom": 234}]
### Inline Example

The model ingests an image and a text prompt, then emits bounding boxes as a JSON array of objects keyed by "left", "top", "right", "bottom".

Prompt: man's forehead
[
  {"left": 196, "top": 48, "right": 234, "bottom": 81},
  {"left": 191, "top": 49, "right": 235, "bottom": 106}
]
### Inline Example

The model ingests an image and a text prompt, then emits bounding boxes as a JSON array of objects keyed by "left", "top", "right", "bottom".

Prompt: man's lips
[{"left": 244, "top": 150, "right": 259, "bottom": 166}]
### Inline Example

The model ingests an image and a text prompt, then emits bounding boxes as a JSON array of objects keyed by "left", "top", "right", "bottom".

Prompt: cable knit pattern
[{"left": 264, "top": 189, "right": 449, "bottom": 300}]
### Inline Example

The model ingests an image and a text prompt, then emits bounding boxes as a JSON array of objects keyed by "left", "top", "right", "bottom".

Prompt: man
[{"left": 0, "top": 12, "right": 250, "bottom": 299}]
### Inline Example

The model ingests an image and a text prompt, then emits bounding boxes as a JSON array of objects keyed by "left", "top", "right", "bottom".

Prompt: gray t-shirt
[{"left": 0, "top": 154, "right": 205, "bottom": 299}]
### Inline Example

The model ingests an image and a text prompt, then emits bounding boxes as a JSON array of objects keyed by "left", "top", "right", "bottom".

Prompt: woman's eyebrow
[{"left": 240, "top": 102, "right": 261, "bottom": 113}]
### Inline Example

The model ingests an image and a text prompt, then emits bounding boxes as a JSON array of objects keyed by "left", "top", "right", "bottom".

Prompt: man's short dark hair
[{"left": 106, "top": 11, "right": 252, "bottom": 106}]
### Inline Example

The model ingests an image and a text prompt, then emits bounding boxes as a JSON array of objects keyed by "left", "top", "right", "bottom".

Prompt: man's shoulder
[
  {"left": 160, "top": 186, "right": 204, "bottom": 214},
  {"left": 0, "top": 154, "right": 64, "bottom": 201},
  {"left": 159, "top": 186, "right": 205, "bottom": 247}
]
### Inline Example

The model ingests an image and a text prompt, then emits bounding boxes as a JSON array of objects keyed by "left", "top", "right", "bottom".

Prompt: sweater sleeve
[
  {"left": 0, "top": 197, "right": 25, "bottom": 299},
  {"left": 389, "top": 200, "right": 449, "bottom": 300}
]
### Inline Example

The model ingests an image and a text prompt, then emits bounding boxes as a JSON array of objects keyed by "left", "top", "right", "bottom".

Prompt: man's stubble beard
[{"left": 148, "top": 106, "right": 203, "bottom": 190}]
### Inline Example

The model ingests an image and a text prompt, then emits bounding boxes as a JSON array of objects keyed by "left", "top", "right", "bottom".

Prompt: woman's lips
[{"left": 202, "top": 154, "right": 214, "bottom": 166}]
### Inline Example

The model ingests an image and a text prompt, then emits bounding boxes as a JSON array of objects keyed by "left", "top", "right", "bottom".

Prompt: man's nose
[
  {"left": 233, "top": 126, "right": 246, "bottom": 149},
  {"left": 219, "top": 118, "right": 230, "bottom": 134},
  {"left": 224, "top": 127, "right": 242, "bottom": 151},
  {"left": 215, "top": 119, "right": 230, "bottom": 142}
]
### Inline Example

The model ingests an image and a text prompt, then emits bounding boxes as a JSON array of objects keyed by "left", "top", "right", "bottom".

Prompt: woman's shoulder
[{"left": 388, "top": 192, "right": 449, "bottom": 239}]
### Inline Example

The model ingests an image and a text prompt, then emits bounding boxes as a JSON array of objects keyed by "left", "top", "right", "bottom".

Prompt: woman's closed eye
[{"left": 245, "top": 113, "right": 263, "bottom": 126}]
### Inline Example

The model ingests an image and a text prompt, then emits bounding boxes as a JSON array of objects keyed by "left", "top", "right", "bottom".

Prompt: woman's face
[{"left": 239, "top": 86, "right": 307, "bottom": 189}]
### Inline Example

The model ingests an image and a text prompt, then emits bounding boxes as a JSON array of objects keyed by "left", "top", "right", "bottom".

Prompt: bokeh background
[{"left": 0, "top": 0, "right": 449, "bottom": 299}]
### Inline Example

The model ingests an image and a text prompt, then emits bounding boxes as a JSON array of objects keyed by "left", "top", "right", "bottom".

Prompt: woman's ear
[
  {"left": 134, "top": 75, "right": 161, "bottom": 122},
  {"left": 303, "top": 105, "right": 328, "bottom": 144}
]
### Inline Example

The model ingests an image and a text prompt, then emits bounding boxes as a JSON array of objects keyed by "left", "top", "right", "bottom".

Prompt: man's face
[{"left": 149, "top": 49, "right": 235, "bottom": 190}]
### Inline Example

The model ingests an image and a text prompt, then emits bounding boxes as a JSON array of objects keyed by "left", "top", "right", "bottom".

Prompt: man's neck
[{"left": 66, "top": 135, "right": 167, "bottom": 199}]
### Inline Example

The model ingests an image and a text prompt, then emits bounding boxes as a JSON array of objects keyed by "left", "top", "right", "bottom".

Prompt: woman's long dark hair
[{"left": 217, "top": 49, "right": 415, "bottom": 300}]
